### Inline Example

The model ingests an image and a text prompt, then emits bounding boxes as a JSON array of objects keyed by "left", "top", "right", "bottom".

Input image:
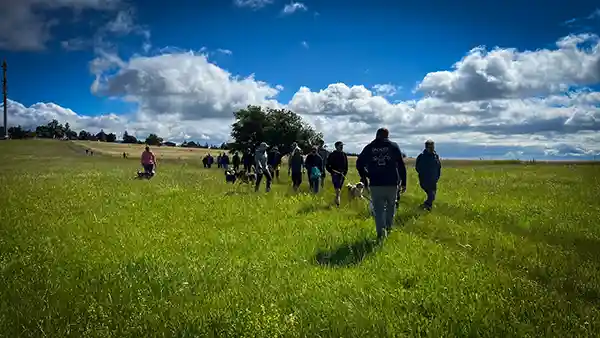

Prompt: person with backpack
[
  {"left": 326, "top": 141, "right": 349, "bottom": 207},
  {"left": 288, "top": 144, "right": 305, "bottom": 192},
  {"left": 305, "top": 146, "right": 324, "bottom": 194},
  {"left": 415, "top": 139, "right": 442, "bottom": 211},
  {"left": 356, "top": 128, "right": 407, "bottom": 240}
]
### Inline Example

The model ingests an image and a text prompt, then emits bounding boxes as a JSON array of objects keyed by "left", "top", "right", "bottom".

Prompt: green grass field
[{"left": 1, "top": 140, "right": 599, "bottom": 337}]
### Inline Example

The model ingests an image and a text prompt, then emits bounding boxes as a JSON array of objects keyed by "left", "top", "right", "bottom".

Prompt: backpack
[{"left": 310, "top": 166, "right": 321, "bottom": 180}]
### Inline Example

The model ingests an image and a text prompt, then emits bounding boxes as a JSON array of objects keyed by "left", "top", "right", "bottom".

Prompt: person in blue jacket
[
  {"left": 415, "top": 140, "right": 441, "bottom": 211},
  {"left": 356, "top": 128, "right": 407, "bottom": 240}
]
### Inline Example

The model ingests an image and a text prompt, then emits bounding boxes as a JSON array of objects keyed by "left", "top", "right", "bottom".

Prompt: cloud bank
[{"left": 3, "top": 21, "right": 600, "bottom": 158}]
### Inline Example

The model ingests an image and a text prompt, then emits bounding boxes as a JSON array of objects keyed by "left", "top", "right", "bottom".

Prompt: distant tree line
[
  {"left": 0, "top": 120, "right": 225, "bottom": 148},
  {"left": 2, "top": 105, "right": 358, "bottom": 155}
]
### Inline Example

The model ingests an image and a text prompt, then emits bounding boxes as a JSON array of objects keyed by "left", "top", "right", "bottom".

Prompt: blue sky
[{"left": 1, "top": 0, "right": 600, "bottom": 159}]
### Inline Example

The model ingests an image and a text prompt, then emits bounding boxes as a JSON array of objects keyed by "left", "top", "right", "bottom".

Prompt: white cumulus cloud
[{"left": 3, "top": 32, "right": 600, "bottom": 159}]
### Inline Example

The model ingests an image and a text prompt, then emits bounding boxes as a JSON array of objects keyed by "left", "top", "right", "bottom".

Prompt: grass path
[{"left": 1, "top": 140, "right": 599, "bottom": 337}]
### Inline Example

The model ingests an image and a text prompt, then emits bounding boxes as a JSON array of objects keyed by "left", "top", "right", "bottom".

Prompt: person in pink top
[{"left": 141, "top": 146, "right": 157, "bottom": 177}]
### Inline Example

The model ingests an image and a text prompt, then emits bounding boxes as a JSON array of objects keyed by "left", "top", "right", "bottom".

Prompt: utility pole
[{"left": 2, "top": 60, "right": 7, "bottom": 140}]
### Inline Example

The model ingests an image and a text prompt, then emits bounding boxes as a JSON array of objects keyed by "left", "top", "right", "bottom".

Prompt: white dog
[
  {"left": 346, "top": 182, "right": 365, "bottom": 200},
  {"left": 347, "top": 182, "right": 375, "bottom": 216}
]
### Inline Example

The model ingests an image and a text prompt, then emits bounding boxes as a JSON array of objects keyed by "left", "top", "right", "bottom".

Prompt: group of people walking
[
  {"left": 248, "top": 128, "right": 442, "bottom": 240},
  {"left": 139, "top": 127, "right": 442, "bottom": 240}
]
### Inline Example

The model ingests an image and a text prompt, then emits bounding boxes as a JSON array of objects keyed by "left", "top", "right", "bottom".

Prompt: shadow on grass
[
  {"left": 315, "top": 238, "right": 382, "bottom": 267},
  {"left": 400, "top": 194, "right": 600, "bottom": 305}
]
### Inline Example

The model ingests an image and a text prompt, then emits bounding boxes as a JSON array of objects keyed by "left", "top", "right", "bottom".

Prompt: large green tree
[{"left": 230, "top": 106, "right": 323, "bottom": 154}]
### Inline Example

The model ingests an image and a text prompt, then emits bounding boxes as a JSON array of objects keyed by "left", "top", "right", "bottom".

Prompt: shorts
[
  {"left": 291, "top": 171, "right": 302, "bottom": 186},
  {"left": 331, "top": 173, "right": 345, "bottom": 189},
  {"left": 143, "top": 163, "right": 154, "bottom": 173}
]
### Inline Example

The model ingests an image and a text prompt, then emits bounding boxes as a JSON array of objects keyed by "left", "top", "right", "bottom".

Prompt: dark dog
[
  {"left": 225, "top": 169, "right": 237, "bottom": 183},
  {"left": 236, "top": 169, "right": 256, "bottom": 184}
]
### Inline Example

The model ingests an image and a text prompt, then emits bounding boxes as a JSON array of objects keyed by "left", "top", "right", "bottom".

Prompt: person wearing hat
[
  {"left": 356, "top": 128, "right": 407, "bottom": 240},
  {"left": 415, "top": 139, "right": 441, "bottom": 211},
  {"left": 304, "top": 145, "right": 325, "bottom": 194},
  {"left": 254, "top": 142, "right": 272, "bottom": 192},
  {"left": 326, "top": 141, "right": 349, "bottom": 206},
  {"left": 267, "top": 146, "right": 282, "bottom": 182}
]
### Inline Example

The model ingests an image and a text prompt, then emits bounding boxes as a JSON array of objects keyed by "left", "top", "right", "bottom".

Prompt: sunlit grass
[{"left": 1, "top": 140, "right": 599, "bottom": 337}]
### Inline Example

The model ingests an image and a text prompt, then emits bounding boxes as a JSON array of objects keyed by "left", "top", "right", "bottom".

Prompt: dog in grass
[
  {"left": 235, "top": 169, "right": 256, "bottom": 184},
  {"left": 347, "top": 182, "right": 366, "bottom": 200},
  {"left": 225, "top": 169, "right": 237, "bottom": 183},
  {"left": 347, "top": 182, "right": 375, "bottom": 216}
]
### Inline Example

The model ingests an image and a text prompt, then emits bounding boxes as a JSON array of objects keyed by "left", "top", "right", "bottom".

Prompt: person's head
[
  {"left": 425, "top": 139, "right": 435, "bottom": 152},
  {"left": 334, "top": 141, "right": 344, "bottom": 151},
  {"left": 259, "top": 142, "right": 268, "bottom": 150},
  {"left": 272, "top": 146, "right": 279, "bottom": 152},
  {"left": 375, "top": 128, "right": 389, "bottom": 140},
  {"left": 145, "top": 146, "right": 150, "bottom": 152}
]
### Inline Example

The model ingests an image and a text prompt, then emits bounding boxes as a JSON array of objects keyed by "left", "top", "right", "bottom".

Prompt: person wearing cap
[
  {"left": 415, "top": 139, "right": 441, "bottom": 211},
  {"left": 356, "top": 128, "right": 407, "bottom": 240},
  {"left": 304, "top": 146, "right": 325, "bottom": 194},
  {"left": 267, "top": 146, "right": 282, "bottom": 182},
  {"left": 254, "top": 142, "right": 272, "bottom": 192},
  {"left": 326, "top": 141, "right": 349, "bottom": 206},
  {"left": 317, "top": 141, "right": 330, "bottom": 189}
]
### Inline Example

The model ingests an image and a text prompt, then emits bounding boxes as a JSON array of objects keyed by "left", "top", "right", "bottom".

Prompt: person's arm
[
  {"left": 325, "top": 153, "right": 334, "bottom": 174},
  {"left": 342, "top": 153, "right": 348, "bottom": 175},
  {"left": 318, "top": 156, "right": 325, "bottom": 173},
  {"left": 396, "top": 147, "right": 407, "bottom": 189},
  {"left": 356, "top": 145, "right": 369, "bottom": 178},
  {"left": 415, "top": 154, "right": 422, "bottom": 174},
  {"left": 436, "top": 155, "right": 442, "bottom": 181}
]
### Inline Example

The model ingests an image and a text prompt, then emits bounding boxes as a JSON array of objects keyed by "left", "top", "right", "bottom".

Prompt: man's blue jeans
[
  {"left": 370, "top": 185, "right": 399, "bottom": 237},
  {"left": 310, "top": 177, "right": 320, "bottom": 194}
]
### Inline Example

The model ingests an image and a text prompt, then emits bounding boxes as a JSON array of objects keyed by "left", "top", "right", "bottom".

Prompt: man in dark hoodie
[
  {"left": 232, "top": 152, "right": 241, "bottom": 171},
  {"left": 221, "top": 152, "right": 230, "bottom": 170},
  {"left": 326, "top": 141, "right": 348, "bottom": 207},
  {"left": 305, "top": 146, "right": 324, "bottom": 194},
  {"left": 242, "top": 148, "right": 254, "bottom": 172},
  {"left": 356, "top": 128, "right": 407, "bottom": 240},
  {"left": 267, "top": 146, "right": 282, "bottom": 182},
  {"left": 415, "top": 139, "right": 442, "bottom": 211}
]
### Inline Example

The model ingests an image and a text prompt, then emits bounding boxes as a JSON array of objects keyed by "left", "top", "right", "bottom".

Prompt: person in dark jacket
[
  {"left": 217, "top": 154, "right": 222, "bottom": 168},
  {"left": 305, "top": 146, "right": 324, "bottom": 194},
  {"left": 317, "top": 142, "right": 330, "bottom": 189},
  {"left": 288, "top": 144, "right": 304, "bottom": 192},
  {"left": 232, "top": 152, "right": 241, "bottom": 171},
  {"left": 222, "top": 152, "right": 230, "bottom": 170},
  {"left": 206, "top": 153, "right": 214, "bottom": 168},
  {"left": 326, "top": 141, "right": 349, "bottom": 207},
  {"left": 242, "top": 148, "right": 253, "bottom": 172},
  {"left": 267, "top": 146, "right": 282, "bottom": 182},
  {"left": 415, "top": 140, "right": 441, "bottom": 211},
  {"left": 356, "top": 128, "right": 407, "bottom": 240},
  {"left": 202, "top": 155, "right": 208, "bottom": 168}
]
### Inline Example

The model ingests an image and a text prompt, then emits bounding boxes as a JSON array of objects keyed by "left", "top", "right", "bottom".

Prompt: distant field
[
  {"left": 73, "top": 140, "right": 598, "bottom": 167},
  {"left": 1, "top": 139, "right": 599, "bottom": 337}
]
